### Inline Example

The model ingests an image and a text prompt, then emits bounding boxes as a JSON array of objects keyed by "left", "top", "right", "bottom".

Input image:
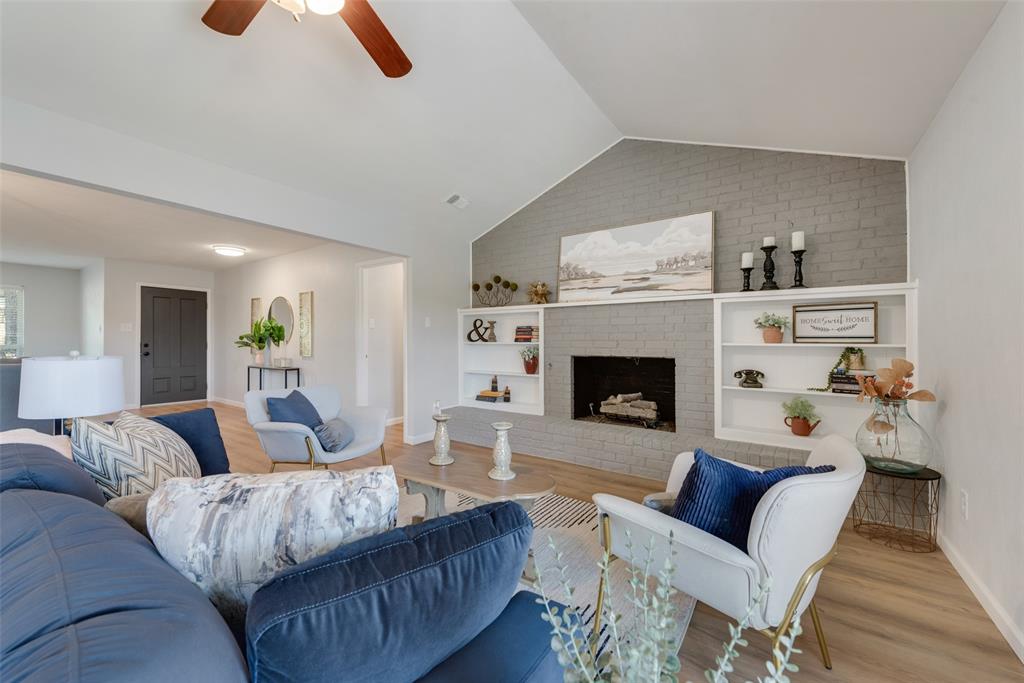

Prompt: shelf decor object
[
  {"left": 854, "top": 358, "right": 936, "bottom": 474},
  {"left": 429, "top": 413, "right": 454, "bottom": 466},
  {"left": 740, "top": 251, "right": 754, "bottom": 291},
  {"left": 520, "top": 345, "right": 539, "bottom": 375},
  {"left": 790, "top": 250, "right": 807, "bottom": 288},
  {"left": 782, "top": 396, "right": 821, "bottom": 436},
  {"left": 759, "top": 238, "right": 779, "bottom": 290},
  {"left": 488, "top": 421, "right": 516, "bottom": 480},
  {"left": 792, "top": 301, "right": 878, "bottom": 344},
  {"left": 472, "top": 275, "right": 518, "bottom": 307},
  {"left": 851, "top": 464, "right": 941, "bottom": 553},
  {"left": 753, "top": 312, "right": 790, "bottom": 343}
]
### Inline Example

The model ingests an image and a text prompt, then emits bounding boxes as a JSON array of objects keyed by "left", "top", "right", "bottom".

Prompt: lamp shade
[{"left": 18, "top": 356, "right": 125, "bottom": 419}]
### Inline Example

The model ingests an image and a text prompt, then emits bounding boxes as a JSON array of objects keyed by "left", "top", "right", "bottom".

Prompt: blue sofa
[{"left": 0, "top": 426, "right": 562, "bottom": 682}]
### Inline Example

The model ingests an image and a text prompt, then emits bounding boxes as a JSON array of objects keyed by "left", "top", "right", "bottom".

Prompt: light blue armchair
[{"left": 244, "top": 386, "right": 388, "bottom": 471}]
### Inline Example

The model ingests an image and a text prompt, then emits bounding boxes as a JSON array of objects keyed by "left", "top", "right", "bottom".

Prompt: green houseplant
[
  {"left": 235, "top": 317, "right": 286, "bottom": 366},
  {"left": 782, "top": 397, "right": 820, "bottom": 437},
  {"left": 753, "top": 313, "right": 790, "bottom": 344},
  {"left": 520, "top": 345, "right": 539, "bottom": 375}
]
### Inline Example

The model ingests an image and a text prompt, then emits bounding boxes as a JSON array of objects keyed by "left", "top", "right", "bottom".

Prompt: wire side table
[{"left": 851, "top": 463, "right": 941, "bottom": 553}]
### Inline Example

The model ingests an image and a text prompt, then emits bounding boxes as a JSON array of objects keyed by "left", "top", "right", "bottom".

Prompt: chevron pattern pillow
[{"left": 71, "top": 412, "right": 201, "bottom": 500}]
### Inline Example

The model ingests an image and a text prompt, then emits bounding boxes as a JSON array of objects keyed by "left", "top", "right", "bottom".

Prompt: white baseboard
[
  {"left": 938, "top": 531, "right": 1024, "bottom": 663},
  {"left": 404, "top": 431, "right": 433, "bottom": 446},
  {"left": 386, "top": 417, "right": 404, "bottom": 426},
  {"left": 210, "top": 397, "right": 245, "bottom": 408}
]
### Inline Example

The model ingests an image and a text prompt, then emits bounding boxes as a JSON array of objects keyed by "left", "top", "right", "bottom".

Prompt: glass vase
[{"left": 855, "top": 398, "right": 934, "bottom": 474}]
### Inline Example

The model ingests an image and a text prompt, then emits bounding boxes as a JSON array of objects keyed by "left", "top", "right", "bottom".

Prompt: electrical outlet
[{"left": 960, "top": 489, "right": 969, "bottom": 521}]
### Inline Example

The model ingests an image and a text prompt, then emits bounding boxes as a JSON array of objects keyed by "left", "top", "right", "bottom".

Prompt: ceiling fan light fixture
[
  {"left": 271, "top": 0, "right": 306, "bottom": 15},
  {"left": 306, "top": 0, "right": 345, "bottom": 15},
  {"left": 212, "top": 245, "right": 247, "bottom": 257}
]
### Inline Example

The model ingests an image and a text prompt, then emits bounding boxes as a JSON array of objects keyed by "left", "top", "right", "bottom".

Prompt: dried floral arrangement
[
  {"left": 472, "top": 275, "right": 519, "bottom": 307},
  {"left": 536, "top": 532, "right": 803, "bottom": 683},
  {"left": 857, "top": 358, "right": 935, "bottom": 405}
]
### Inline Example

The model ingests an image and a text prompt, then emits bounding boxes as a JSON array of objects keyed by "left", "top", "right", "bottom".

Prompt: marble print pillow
[
  {"left": 147, "top": 466, "right": 399, "bottom": 632},
  {"left": 71, "top": 412, "right": 201, "bottom": 500}
]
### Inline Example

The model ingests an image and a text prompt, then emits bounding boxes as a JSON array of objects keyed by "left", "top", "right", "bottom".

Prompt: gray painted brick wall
[{"left": 449, "top": 139, "right": 907, "bottom": 482}]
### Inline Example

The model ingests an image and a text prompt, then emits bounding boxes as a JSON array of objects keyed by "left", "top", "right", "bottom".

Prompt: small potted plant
[
  {"left": 782, "top": 396, "right": 821, "bottom": 436},
  {"left": 754, "top": 312, "right": 789, "bottom": 343},
  {"left": 520, "top": 345, "right": 539, "bottom": 375},
  {"left": 235, "top": 318, "right": 285, "bottom": 366}
]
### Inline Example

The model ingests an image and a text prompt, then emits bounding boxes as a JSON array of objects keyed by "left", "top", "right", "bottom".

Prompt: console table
[
  {"left": 247, "top": 365, "right": 301, "bottom": 391},
  {"left": 851, "top": 464, "right": 941, "bottom": 553}
]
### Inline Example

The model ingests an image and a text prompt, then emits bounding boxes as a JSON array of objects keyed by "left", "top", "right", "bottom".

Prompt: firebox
[{"left": 571, "top": 356, "right": 676, "bottom": 432}]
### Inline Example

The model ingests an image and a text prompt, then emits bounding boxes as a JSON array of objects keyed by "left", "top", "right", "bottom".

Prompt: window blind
[{"left": 0, "top": 285, "right": 25, "bottom": 358}]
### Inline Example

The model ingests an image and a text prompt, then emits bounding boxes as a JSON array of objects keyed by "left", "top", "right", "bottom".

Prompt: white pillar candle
[
  {"left": 763, "top": 236, "right": 776, "bottom": 247},
  {"left": 791, "top": 231, "right": 805, "bottom": 251},
  {"left": 741, "top": 252, "right": 754, "bottom": 268}
]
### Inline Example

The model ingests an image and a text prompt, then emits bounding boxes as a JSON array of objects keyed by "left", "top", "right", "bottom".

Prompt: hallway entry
[
  {"left": 140, "top": 286, "right": 207, "bottom": 405},
  {"left": 356, "top": 261, "right": 405, "bottom": 425}
]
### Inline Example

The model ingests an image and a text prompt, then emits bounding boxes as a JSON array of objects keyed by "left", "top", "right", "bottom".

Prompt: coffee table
[{"left": 390, "top": 450, "right": 556, "bottom": 583}]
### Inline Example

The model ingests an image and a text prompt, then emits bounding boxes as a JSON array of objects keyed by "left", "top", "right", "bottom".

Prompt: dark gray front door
[{"left": 140, "top": 286, "right": 207, "bottom": 406}]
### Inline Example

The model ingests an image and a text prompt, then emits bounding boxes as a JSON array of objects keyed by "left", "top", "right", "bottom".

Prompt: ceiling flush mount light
[
  {"left": 445, "top": 194, "right": 470, "bottom": 210},
  {"left": 271, "top": 0, "right": 305, "bottom": 20},
  {"left": 212, "top": 245, "right": 246, "bottom": 257},
  {"left": 306, "top": 0, "right": 345, "bottom": 15}
]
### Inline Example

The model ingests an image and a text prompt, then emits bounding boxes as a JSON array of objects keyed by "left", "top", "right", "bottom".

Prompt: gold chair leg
[
  {"left": 269, "top": 461, "right": 277, "bottom": 473},
  {"left": 305, "top": 437, "right": 317, "bottom": 471},
  {"left": 379, "top": 444, "right": 388, "bottom": 466},
  {"left": 591, "top": 514, "right": 614, "bottom": 645},
  {"left": 767, "top": 545, "right": 838, "bottom": 671},
  {"left": 809, "top": 600, "right": 832, "bottom": 670}
]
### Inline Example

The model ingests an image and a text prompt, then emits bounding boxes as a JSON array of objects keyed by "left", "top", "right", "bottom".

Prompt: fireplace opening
[{"left": 572, "top": 356, "right": 676, "bottom": 432}]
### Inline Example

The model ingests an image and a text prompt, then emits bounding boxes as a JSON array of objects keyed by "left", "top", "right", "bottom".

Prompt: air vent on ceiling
[{"left": 445, "top": 193, "right": 470, "bottom": 209}]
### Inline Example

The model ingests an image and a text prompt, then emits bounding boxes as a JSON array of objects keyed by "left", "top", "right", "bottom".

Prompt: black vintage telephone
[{"left": 734, "top": 369, "right": 765, "bottom": 389}]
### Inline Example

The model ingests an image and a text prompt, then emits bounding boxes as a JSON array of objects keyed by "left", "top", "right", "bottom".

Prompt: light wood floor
[{"left": 138, "top": 401, "right": 1024, "bottom": 683}]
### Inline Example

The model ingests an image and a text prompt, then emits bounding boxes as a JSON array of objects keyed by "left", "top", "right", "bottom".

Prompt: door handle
[{"left": 141, "top": 351, "right": 150, "bottom": 357}]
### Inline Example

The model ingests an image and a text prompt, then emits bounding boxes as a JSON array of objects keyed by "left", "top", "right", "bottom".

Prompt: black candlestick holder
[
  {"left": 791, "top": 250, "right": 807, "bottom": 288},
  {"left": 760, "top": 246, "right": 779, "bottom": 290},
  {"left": 741, "top": 267, "right": 754, "bottom": 292}
]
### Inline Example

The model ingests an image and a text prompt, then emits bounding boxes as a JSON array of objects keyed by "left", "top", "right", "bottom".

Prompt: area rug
[{"left": 397, "top": 490, "right": 696, "bottom": 651}]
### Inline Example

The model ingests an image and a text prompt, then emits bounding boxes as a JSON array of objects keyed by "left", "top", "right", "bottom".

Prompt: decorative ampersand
[{"left": 466, "top": 318, "right": 488, "bottom": 342}]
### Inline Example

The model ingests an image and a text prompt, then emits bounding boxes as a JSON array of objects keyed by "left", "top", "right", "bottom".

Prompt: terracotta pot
[
  {"left": 523, "top": 357, "right": 539, "bottom": 375},
  {"left": 785, "top": 416, "right": 821, "bottom": 437},
  {"left": 762, "top": 326, "right": 784, "bottom": 343}
]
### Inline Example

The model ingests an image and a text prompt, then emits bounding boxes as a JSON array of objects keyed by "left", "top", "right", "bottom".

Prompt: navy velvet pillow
[
  {"left": 671, "top": 449, "right": 835, "bottom": 552},
  {"left": 265, "top": 391, "right": 323, "bottom": 431},
  {"left": 0, "top": 442, "right": 106, "bottom": 506},
  {"left": 151, "top": 408, "right": 231, "bottom": 476},
  {"left": 246, "top": 501, "right": 533, "bottom": 683}
]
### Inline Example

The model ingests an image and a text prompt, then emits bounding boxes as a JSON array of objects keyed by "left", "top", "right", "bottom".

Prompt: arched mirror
[{"left": 268, "top": 296, "right": 295, "bottom": 343}]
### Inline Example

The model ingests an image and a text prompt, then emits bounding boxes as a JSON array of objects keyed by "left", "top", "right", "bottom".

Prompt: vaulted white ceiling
[
  {"left": 514, "top": 0, "right": 1004, "bottom": 158},
  {"left": 0, "top": 0, "right": 1004, "bottom": 259}
]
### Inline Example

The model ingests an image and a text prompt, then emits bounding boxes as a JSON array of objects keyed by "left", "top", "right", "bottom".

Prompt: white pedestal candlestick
[
  {"left": 488, "top": 421, "right": 516, "bottom": 480},
  {"left": 429, "top": 414, "right": 454, "bottom": 466}
]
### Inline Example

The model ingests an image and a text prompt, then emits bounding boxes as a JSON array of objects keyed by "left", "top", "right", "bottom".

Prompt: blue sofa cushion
[
  {"left": 418, "top": 591, "right": 563, "bottom": 683},
  {"left": 671, "top": 449, "right": 835, "bottom": 551},
  {"left": 266, "top": 391, "right": 322, "bottom": 430},
  {"left": 246, "top": 501, "right": 533, "bottom": 683},
  {"left": 0, "top": 442, "right": 105, "bottom": 506},
  {"left": 313, "top": 417, "right": 355, "bottom": 452},
  {"left": 0, "top": 489, "right": 247, "bottom": 683},
  {"left": 151, "top": 408, "right": 231, "bottom": 475}
]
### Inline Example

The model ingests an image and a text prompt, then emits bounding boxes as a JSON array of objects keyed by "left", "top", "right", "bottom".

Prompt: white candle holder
[
  {"left": 429, "top": 414, "right": 454, "bottom": 466},
  {"left": 488, "top": 421, "right": 516, "bottom": 480}
]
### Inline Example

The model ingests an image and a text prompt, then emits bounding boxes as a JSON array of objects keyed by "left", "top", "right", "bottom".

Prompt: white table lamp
[{"left": 18, "top": 354, "right": 125, "bottom": 434}]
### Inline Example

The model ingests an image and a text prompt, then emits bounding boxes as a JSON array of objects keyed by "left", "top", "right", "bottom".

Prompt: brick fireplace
[{"left": 572, "top": 356, "right": 676, "bottom": 432}]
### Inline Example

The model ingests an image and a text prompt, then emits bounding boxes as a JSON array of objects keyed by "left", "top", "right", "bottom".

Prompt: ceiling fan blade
[
  {"left": 202, "top": 0, "right": 268, "bottom": 36},
  {"left": 339, "top": 0, "right": 412, "bottom": 78}
]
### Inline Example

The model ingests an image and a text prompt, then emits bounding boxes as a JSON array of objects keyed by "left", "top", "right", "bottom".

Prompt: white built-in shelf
[
  {"left": 721, "top": 385, "right": 860, "bottom": 399},
  {"left": 715, "top": 283, "right": 917, "bottom": 452},
  {"left": 458, "top": 305, "right": 545, "bottom": 416},
  {"left": 464, "top": 370, "right": 540, "bottom": 378},
  {"left": 721, "top": 342, "right": 906, "bottom": 349}
]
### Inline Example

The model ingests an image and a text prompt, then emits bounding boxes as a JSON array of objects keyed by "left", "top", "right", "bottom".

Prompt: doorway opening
[
  {"left": 356, "top": 259, "right": 406, "bottom": 431},
  {"left": 139, "top": 285, "right": 209, "bottom": 406}
]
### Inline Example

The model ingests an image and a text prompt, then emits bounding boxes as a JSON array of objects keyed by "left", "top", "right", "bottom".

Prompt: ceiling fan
[{"left": 201, "top": 0, "right": 412, "bottom": 78}]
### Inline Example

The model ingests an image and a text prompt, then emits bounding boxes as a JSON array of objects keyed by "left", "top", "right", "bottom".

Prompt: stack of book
[
  {"left": 514, "top": 325, "right": 539, "bottom": 343},
  {"left": 830, "top": 369, "right": 873, "bottom": 395},
  {"left": 475, "top": 390, "right": 508, "bottom": 403}
]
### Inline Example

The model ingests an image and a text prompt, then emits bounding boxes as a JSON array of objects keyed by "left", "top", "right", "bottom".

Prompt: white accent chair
[
  {"left": 245, "top": 386, "right": 388, "bottom": 470},
  {"left": 593, "top": 434, "right": 865, "bottom": 670}
]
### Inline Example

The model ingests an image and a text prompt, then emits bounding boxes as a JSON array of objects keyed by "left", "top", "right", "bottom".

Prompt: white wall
[
  {"left": 103, "top": 259, "right": 215, "bottom": 408},
  {"left": 80, "top": 260, "right": 104, "bottom": 356},
  {"left": 359, "top": 261, "right": 405, "bottom": 422},
  {"left": 908, "top": 2, "right": 1023, "bottom": 661},
  {"left": 0, "top": 261, "right": 82, "bottom": 356},
  {"left": 213, "top": 242, "right": 396, "bottom": 414},
  {"left": 2, "top": 102, "right": 467, "bottom": 443}
]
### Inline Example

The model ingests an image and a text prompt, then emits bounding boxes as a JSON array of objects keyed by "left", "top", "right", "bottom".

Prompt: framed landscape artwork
[{"left": 557, "top": 211, "right": 714, "bottom": 303}]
